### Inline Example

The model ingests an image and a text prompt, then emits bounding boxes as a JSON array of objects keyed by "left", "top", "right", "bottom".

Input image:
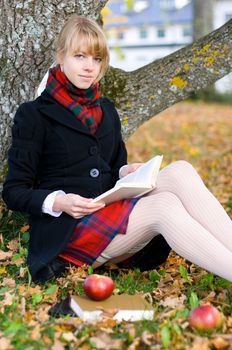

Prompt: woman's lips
[{"left": 80, "top": 75, "right": 93, "bottom": 79}]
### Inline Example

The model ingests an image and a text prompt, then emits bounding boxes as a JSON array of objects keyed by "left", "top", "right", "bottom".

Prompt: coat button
[
  {"left": 90, "top": 168, "right": 100, "bottom": 178},
  {"left": 89, "top": 146, "right": 98, "bottom": 155}
]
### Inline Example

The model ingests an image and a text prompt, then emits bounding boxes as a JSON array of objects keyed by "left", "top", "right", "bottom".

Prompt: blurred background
[
  {"left": 102, "top": 0, "right": 232, "bottom": 97},
  {"left": 101, "top": 0, "right": 232, "bottom": 217}
]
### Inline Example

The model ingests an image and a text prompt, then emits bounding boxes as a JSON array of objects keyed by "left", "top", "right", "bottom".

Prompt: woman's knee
[
  {"left": 160, "top": 160, "right": 198, "bottom": 186},
  {"left": 171, "top": 160, "right": 196, "bottom": 175},
  {"left": 150, "top": 192, "right": 187, "bottom": 228},
  {"left": 145, "top": 191, "right": 183, "bottom": 218}
]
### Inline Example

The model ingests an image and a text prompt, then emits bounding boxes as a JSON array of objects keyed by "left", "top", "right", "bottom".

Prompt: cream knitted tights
[{"left": 96, "top": 161, "right": 232, "bottom": 282}]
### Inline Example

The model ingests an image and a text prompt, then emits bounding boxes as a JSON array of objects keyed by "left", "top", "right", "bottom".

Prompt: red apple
[
  {"left": 189, "top": 304, "right": 223, "bottom": 331},
  {"left": 83, "top": 274, "right": 114, "bottom": 301}
]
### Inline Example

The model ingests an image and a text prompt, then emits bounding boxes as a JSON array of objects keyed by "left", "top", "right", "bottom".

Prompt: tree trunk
[
  {"left": 0, "top": 0, "right": 107, "bottom": 186},
  {"left": 193, "top": 0, "right": 214, "bottom": 40},
  {"left": 192, "top": 0, "right": 216, "bottom": 98},
  {"left": 0, "top": 0, "right": 232, "bottom": 189}
]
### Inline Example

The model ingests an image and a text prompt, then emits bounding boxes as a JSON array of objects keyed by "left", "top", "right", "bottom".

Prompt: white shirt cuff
[{"left": 42, "top": 190, "right": 66, "bottom": 217}]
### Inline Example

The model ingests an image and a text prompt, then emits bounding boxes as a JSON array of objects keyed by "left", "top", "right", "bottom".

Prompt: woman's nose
[{"left": 83, "top": 57, "right": 94, "bottom": 71}]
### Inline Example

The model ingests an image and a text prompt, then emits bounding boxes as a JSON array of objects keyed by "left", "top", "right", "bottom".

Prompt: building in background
[{"left": 104, "top": 0, "right": 232, "bottom": 93}]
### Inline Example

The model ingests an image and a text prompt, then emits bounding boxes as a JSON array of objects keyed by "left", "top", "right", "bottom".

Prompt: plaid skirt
[{"left": 59, "top": 198, "right": 139, "bottom": 266}]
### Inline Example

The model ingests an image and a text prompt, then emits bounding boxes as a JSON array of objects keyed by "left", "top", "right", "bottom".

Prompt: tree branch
[{"left": 101, "top": 20, "right": 232, "bottom": 139}]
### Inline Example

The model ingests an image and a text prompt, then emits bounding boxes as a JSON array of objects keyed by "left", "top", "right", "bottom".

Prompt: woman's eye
[
  {"left": 94, "top": 57, "right": 102, "bottom": 63},
  {"left": 75, "top": 54, "right": 84, "bottom": 59}
]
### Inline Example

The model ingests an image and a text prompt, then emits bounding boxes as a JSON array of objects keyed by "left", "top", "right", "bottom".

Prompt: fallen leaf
[
  {"left": 1, "top": 278, "right": 16, "bottom": 288},
  {"left": 141, "top": 331, "right": 154, "bottom": 346},
  {"left": 209, "top": 337, "right": 230, "bottom": 349},
  {"left": 190, "top": 337, "right": 209, "bottom": 350},
  {"left": 0, "top": 337, "right": 12, "bottom": 350},
  {"left": 19, "top": 267, "right": 27, "bottom": 278},
  {"left": 0, "top": 266, "right": 7, "bottom": 275},
  {"left": 35, "top": 305, "right": 50, "bottom": 323},
  {"left": 7, "top": 239, "right": 19, "bottom": 252},
  {"left": 20, "top": 224, "right": 30, "bottom": 233},
  {"left": 0, "top": 250, "right": 13, "bottom": 261},
  {"left": 51, "top": 339, "right": 65, "bottom": 350},
  {"left": 90, "top": 332, "right": 124, "bottom": 350},
  {"left": 10, "top": 256, "right": 25, "bottom": 267},
  {"left": 21, "top": 297, "right": 26, "bottom": 315},
  {"left": 30, "top": 325, "right": 41, "bottom": 341},
  {"left": 61, "top": 332, "right": 77, "bottom": 343},
  {"left": 2, "top": 292, "right": 15, "bottom": 306},
  {"left": 159, "top": 294, "right": 186, "bottom": 308},
  {"left": 127, "top": 337, "right": 141, "bottom": 350},
  {"left": 0, "top": 234, "right": 4, "bottom": 245}
]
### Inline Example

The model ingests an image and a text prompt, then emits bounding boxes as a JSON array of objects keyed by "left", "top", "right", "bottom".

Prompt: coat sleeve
[
  {"left": 2, "top": 102, "right": 53, "bottom": 216},
  {"left": 109, "top": 101, "right": 128, "bottom": 182}
]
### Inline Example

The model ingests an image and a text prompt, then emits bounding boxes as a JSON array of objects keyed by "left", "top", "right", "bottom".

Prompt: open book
[
  {"left": 93, "top": 155, "right": 163, "bottom": 205},
  {"left": 70, "top": 294, "right": 154, "bottom": 322}
]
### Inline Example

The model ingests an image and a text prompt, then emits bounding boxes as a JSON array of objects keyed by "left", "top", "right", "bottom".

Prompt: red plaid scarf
[{"left": 45, "top": 65, "right": 102, "bottom": 134}]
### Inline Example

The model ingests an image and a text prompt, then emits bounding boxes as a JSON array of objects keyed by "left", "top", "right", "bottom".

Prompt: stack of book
[{"left": 70, "top": 294, "right": 154, "bottom": 322}]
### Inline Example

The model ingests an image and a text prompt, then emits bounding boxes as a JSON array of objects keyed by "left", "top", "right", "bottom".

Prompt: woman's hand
[
  {"left": 53, "top": 193, "right": 105, "bottom": 219},
  {"left": 119, "top": 163, "right": 143, "bottom": 178}
]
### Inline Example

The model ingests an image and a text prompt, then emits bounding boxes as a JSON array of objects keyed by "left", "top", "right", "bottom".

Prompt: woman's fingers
[
  {"left": 56, "top": 193, "right": 105, "bottom": 218},
  {"left": 67, "top": 195, "right": 105, "bottom": 218}
]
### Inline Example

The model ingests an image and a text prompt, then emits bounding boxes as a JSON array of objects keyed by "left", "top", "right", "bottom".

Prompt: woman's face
[{"left": 59, "top": 46, "right": 102, "bottom": 89}]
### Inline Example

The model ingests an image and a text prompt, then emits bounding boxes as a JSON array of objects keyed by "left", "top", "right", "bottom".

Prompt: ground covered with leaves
[{"left": 0, "top": 101, "right": 232, "bottom": 350}]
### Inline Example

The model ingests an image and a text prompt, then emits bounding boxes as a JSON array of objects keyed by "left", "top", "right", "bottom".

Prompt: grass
[{"left": 0, "top": 100, "right": 232, "bottom": 349}]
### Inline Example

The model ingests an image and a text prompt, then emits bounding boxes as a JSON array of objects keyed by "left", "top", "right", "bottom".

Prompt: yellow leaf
[
  {"left": 189, "top": 147, "right": 200, "bottom": 157},
  {"left": 0, "top": 266, "right": 7, "bottom": 275}
]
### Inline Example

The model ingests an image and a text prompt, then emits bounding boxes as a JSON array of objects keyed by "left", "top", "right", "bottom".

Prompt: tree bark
[
  {"left": 0, "top": 0, "right": 232, "bottom": 188},
  {"left": 0, "top": 0, "right": 107, "bottom": 185}
]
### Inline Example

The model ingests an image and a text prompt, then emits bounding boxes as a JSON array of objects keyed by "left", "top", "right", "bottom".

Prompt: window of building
[
  {"left": 140, "top": 28, "right": 148, "bottom": 38},
  {"left": 157, "top": 28, "right": 165, "bottom": 38},
  {"left": 183, "top": 26, "right": 192, "bottom": 37},
  {"left": 159, "top": 0, "right": 175, "bottom": 11},
  {"left": 117, "top": 31, "right": 125, "bottom": 40}
]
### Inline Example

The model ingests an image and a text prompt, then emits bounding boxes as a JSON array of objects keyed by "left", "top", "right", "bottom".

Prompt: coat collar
[{"left": 37, "top": 91, "right": 113, "bottom": 138}]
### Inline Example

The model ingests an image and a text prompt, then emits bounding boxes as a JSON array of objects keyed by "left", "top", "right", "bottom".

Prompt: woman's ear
[{"left": 56, "top": 52, "right": 64, "bottom": 65}]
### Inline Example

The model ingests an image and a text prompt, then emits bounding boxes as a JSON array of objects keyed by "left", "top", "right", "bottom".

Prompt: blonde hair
[{"left": 56, "top": 15, "right": 110, "bottom": 81}]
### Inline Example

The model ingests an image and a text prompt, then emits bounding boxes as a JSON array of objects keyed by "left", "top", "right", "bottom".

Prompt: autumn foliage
[{"left": 0, "top": 101, "right": 231, "bottom": 349}]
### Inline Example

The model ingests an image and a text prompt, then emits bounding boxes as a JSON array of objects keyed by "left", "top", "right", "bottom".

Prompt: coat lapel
[{"left": 37, "top": 91, "right": 114, "bottom": 138}]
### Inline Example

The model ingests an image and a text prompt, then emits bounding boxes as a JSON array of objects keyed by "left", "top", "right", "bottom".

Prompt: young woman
[{"left": 3, "top": 15, "right": 232, "bottom": 283}]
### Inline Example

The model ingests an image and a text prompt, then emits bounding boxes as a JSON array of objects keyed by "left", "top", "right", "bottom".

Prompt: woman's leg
[
  {"left": 96, "top": 192, "right": 232, "bottom": 281},
  {"left": 152, "top": 160, "right": 232, "bottom": 250}
]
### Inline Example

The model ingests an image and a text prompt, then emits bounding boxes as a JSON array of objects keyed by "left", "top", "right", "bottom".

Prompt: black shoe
[
  {"left": 48, "top": 296, "right": 75, "bottom": 318},
  {"left": 33, "top": 258, "right": 69, "bottom": 284},
  {"left": 117, "top": 235, "right": 171, "bottom": 271}
]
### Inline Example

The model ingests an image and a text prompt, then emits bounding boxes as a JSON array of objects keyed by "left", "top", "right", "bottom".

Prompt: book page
[
  {"left": 116, "top": 155, "right": 163, "bottom": 188},
  {"left": 92, "top": 155, "right": 163, "bottom": 204},
  {"left": 92, "top": 184, "right": 151, "bottom": 204}
]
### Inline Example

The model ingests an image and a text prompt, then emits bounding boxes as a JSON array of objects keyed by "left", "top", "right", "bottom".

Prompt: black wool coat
[{"left": 2, "top": 91, "right": 127, "bottom": 279}]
